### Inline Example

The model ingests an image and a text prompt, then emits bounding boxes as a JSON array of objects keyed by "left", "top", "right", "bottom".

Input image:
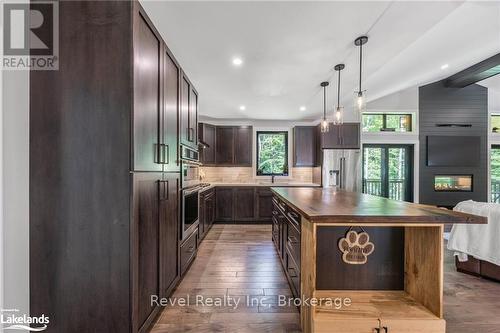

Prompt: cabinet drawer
[
  {"left": 285, "top": 249, "right": 300, "bottom": 297},
  {"left": 272, "top": 216, "right": 280, "bottom": 249},
  {"left": 285, "top": 207, "right": 301, "bottom": 228},
  {"left": 286, "top": 221, "right": 301, "bottom": 266},
  {"left": 180, "top": 229, "right": 198, "bottom": 275},
  {"left": 380, "top": 319, "right": 445, "bottom": 333}
]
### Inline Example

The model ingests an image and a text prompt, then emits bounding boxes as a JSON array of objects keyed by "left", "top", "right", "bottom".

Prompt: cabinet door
[
  {"left": 180, "top": 75, "right": 190, "bottom": 147},
  {"left": 339, "top": 123, "right": 360, "bottom": 149},
  {"left": 198, "top": 192, "right": 207, "bottom": 240},
  {"left": 206, "top": 191, "right": 215, "bottom": 228},
  {"left": 133, "top": 13, "right": 162, "bottom": 171},
  {"left": 188, "top": 87, "right": 198, "bottom": 147},
  {"left": 234, "top": 126, "right": 253, "bottom": 166},
  {"left": 132, "top": 173, "right": 161, "bottom": 330},
  {"left": 294, "top": 126, "right": 317, "bottom": 167},
  {"left": 162, "top": 50, "right": 180, "bottom": 172},
  {"left": 234, "top": 187, "right": 256, "bottom": 221},
  {"left": 159, "top": 173, "right": 179, "bottom": 297},
  {"left": 256, "top": 187, "right": 273, "bottom": 221},
  {"left": 216, "top": 127, "right": 234, "bottom": 165},
  {"left": 199, "top": 123, "right": 216, "bottom": 164},
  {"left": 319, "top": 124, "right": 342, "bottom": 149},
  {"left": 216, "top": 187, "right": 234, "bottom": 221}
]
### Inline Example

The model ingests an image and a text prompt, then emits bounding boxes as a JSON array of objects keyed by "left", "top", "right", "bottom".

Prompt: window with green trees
[
  {"left": 491, "top": 146, "right": 500, "bottom": 202},
  {"left": 256, "top": 131, "right": 288, "bottom": 176},
  {"left": 362, "top": 113, "right": 412, "bottom": 132}
]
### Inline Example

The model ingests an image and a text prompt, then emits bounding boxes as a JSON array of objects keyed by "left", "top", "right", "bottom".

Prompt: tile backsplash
[{"left": 200, "top": 167, "right": 315, "bottom": 183}]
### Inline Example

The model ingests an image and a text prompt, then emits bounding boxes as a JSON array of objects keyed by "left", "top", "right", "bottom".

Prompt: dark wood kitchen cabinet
[
  {"left": 199, "top": 188, "right": 215, "bottom": 241},
  {"left": 133, "top": 6, "right": 163, "bottom": 172},
  {"left": 256, "top": 187, "right": 273, "bottom": 221},
  {"left": 158, "top": 173, "right": 180, "bottom": 298},
  {"left": 199, "top": 123, "right": 216, "bottom": 165},
  {"left": 198, "top": 188, "right": 215, "bottom": 242},
  {"left": 216, "top": 187, "right": 234, "bottom": 222},
  {"left": 30, "top": 3, "right": 189, "bottom": 333},
  {"left": 162, "top": 49, "right": 181, "bottom": 172},
  {"left": 215, "top": 127, "right": 235, "bottom": 165},
  {"left": 215, "top": 126, "right": 253, "bottom": 166},
  {"left": 320, "top": 122, "right": 360, "bottom": 149},
  {"left": 293, "top": 126, "right": 318, "bottom": 167},
  {"left": 133, "top": 173, "right": 161, "bottom": 331},
  {"left": 234, "top": 126, "right": 253, "bottom": 166},
  {"left": 180, "top": 74, "right": 198, "bottom": 150},
  {"left": 234, "top": 188, "right": 256, "bottom": 220}
]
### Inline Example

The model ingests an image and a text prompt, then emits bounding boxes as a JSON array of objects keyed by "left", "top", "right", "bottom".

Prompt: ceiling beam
[{"left": 444, "top": 53, "right": 500, "bottom": 88}]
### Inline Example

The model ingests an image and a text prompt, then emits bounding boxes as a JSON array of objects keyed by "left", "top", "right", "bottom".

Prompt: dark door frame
[{"left": 362, "top": 144, "right": 414, "bottom": 202}]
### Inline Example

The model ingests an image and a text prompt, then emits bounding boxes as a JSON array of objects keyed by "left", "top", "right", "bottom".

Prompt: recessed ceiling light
[
  {"left": 232, "top": 57, "right": 243, "bottom": 66},
  {"left": 441, "top": 64, "right": 449, "bottom": 70},
  {"left": 239, "top": 105, "right": 246, "bottom": 111},
  {"left": 300, "top": 106, "right": 306, "bottom": 111}
]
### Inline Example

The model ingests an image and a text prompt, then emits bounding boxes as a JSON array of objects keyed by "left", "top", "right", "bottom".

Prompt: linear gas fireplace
[{"left": 434, "top": 175, "right": 473, "bottom": 192}]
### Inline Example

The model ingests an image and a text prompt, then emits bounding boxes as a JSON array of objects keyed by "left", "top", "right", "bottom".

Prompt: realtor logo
[{"left": 2, "top": 1, "right": 58, "bottom": 70}]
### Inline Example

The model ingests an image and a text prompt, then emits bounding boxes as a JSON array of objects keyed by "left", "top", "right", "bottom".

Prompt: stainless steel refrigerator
[{"left": 322, "top": 149, "right": 361, "bottom": 192}]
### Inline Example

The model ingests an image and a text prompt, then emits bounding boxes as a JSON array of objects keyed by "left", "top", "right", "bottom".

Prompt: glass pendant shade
[
  {"left": 333, "top": 106, "right": 344, "bottom": 125},
  {"left": 355, "top": 91, "right": 367, "bottom": 115},
  {"left": 320, "top": 118, "right": 330, "bottom": 133}
]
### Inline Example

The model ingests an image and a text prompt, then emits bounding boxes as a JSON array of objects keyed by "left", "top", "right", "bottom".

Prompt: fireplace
[{"left": 434, "top": 175, "right": 473, "bottom": 192}]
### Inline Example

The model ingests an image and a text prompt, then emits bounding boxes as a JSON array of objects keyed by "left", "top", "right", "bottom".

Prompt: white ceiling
[{"left": 141, "top": 1, "right": 500, "bottom": 121}]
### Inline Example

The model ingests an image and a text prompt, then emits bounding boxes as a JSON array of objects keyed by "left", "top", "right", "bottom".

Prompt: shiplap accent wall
[{"left": 419, "top": 81, "right": 488, "bottom": 207}]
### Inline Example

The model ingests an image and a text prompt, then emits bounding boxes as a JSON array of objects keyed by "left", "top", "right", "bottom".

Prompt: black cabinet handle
[
  {"left": 288, "top": 211, "right": 299, "bottom": 221},
  {"left": 187, "top": 245, "right": 195, "bottom": 254},
  {"left": 287, "top": 267, "right": 297, "bottom": 278},
  {"left": 373, "top": 329, "right": 380, "bottom": 333},
  {"left": 382, "top": 327, "right": 388, "bottom": 332},
  {"left": 159, "top": 180, "right": 169, "bottom": 201},
  {"left": 188, "top": 127, "right": 194, "bottom": 142},
  {"left": 272, "top": 211, "right": 278, "bottom": 215},
  {"left": 161, "top": 144, "right": 169, "bottom": 164},
  {"left": 288, "top": 236, "right": 299, "bottom": 244}
]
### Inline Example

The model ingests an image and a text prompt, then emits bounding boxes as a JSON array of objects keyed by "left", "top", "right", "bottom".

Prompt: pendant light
[
  {"left": 354, "top": 36, "right": 368, "bottom": 116},
  {"left": 320, "top": 81, "right": 330, "bottom": 133},
  {"left": 334, "top": 64, "right": 345, "bottom": 125}
]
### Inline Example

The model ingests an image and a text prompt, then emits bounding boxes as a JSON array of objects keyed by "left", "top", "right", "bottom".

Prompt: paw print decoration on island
[{"left": 338, "top": 230, "right": 375, "bottom": 265}]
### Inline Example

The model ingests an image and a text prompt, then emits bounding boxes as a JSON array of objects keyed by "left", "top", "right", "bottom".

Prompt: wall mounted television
[{"left": 426, "top": 135, "right": 480, "bottom": 167}]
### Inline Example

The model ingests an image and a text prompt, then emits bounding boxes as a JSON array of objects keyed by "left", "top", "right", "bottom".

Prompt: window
[
  {"left": 492, "top": 115, "right": 500, "bottom": 133},
  {"left": 491, "top": 145, "right": 500, "bottom": 202},
  {"left": 362, "top": 113, "right": 412, "bottom": 132},
  {"left": 256, "top": 131, "right": 288, "bottom": 176}
]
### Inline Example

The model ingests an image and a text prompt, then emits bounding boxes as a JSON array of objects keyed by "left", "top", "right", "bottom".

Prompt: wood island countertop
[{"left": 270, "top": 187, "right": 487, "bottom": 224}]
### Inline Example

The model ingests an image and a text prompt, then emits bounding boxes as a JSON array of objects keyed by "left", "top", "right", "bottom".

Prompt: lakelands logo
[
  {"left": 1, "top": 309, "right": 49, "bottom": 331},
  {"left": 2, "top": 1, "right": 59, "bottom": 70}
]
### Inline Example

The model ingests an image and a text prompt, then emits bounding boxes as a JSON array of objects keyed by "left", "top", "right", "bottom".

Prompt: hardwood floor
[
  {"left": 152, "top": 225, "right": 500, "bottom": 333},
  {"left": 151, "top": 225, "right": 301, "bottom": 333}
]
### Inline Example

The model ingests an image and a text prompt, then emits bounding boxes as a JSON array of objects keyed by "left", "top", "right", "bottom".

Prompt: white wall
[{"left": 1, "top": 69, "right": 30, "bottom": 318}]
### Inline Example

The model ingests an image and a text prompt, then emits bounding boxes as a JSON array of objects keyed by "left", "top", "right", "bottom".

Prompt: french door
[{"left": 362, "top": 144, "right": 414, "bottom": 202}]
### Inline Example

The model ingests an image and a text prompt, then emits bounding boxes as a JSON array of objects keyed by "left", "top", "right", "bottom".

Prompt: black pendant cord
[
  {"left": 359, "top": 43, "right": 362, "bottom": 93},
  {"left": 337, "top": 69, "right": 341, "bottom": 108},
  {"left": 323, "top": 85, "right": 327, "bottom": 119}
]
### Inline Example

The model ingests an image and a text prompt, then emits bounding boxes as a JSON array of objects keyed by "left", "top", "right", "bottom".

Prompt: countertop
[
  {"left": 197, "top": 182, "right": 320, "bottom": 193},
  {"left": 207, "top": 182, "right": 321, "bottom": 187},
  {"left": 271, "top": 187, "right": 487, "bottom": 224}
]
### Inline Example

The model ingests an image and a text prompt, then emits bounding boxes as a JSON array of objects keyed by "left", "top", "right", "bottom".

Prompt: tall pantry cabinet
[{"left": 30, "top": 2, "right": 195, "bottom": 332}]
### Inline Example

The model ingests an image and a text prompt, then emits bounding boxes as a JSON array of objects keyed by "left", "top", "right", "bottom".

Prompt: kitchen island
[{"left": 270, "top": 187, "right": 486, "bottom": 333}]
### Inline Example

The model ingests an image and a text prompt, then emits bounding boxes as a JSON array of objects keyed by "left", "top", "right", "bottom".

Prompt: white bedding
[{"left": 448, "top": 200, "right": 500, "bottom": 266}]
